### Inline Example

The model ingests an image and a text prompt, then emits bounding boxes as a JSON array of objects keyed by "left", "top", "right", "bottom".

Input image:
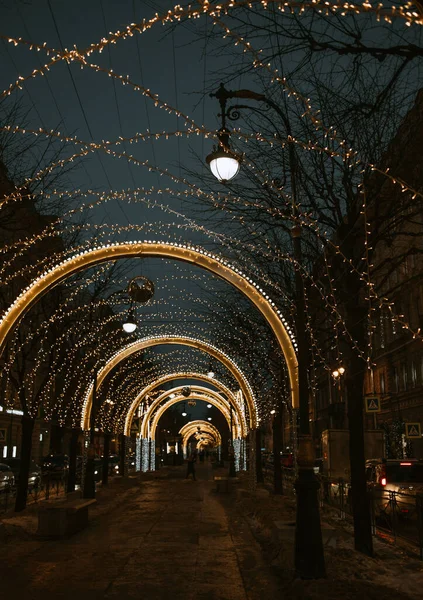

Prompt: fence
[
  {"left": 263, "top": 462, "right": 423, "bottom": 559},
  {"left": 0, "top": 473, "right": 68, "bottom": 514}
]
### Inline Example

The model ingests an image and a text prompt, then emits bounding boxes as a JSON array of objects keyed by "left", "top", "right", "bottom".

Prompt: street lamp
[
  {"left": 122, "top": 304, "right": 137, "bottom": 333},
  {"left": 206, "top": 130, "right": 241, "bottom": 182},
  {"left": 207, "top": 83, "right": 325, "bottom": 579}
]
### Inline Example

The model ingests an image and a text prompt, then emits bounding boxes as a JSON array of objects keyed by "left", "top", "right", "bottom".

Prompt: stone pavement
[{"left": 0, "top": 462, "right": 283, "bottom": 600}]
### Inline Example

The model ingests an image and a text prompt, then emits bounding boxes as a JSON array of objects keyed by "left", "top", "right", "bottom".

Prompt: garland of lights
[{"left": 0, "top": 0, "right": 422, "bottom": 440}]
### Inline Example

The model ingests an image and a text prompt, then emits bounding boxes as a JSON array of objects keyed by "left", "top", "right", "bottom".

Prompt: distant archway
[
  {"left": 147, "top": 389, "right": 243, "bottom": 440},
  {"left": 81, "top": 335, "right": 256, "bottom": 431},
  {"left": 0, "top": 241, "right": 299, "bottom": 415},
  {"left": 125, "top": 371, "right": 243, "bottom": 436}
]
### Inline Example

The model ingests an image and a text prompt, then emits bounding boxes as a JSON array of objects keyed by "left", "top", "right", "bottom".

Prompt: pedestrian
[{"left": 186, "top": 453, "right": 196, "bottom": 480}]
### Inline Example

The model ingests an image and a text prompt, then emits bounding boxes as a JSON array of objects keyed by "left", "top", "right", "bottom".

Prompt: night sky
[{"left": 0, "top": 0, "right": 255, "bottom": 427}]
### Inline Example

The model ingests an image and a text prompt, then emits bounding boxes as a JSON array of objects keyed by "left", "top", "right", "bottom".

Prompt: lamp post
[
  {"left": 207, "top": 84, "right": 325, "bottom": 578},
  {"left": 229, "top": 403, "right": 236, "bottom": 477}
]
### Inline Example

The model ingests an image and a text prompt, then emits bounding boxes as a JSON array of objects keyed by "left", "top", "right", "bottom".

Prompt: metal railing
[
  {"left": 0, "top": 472, "right": 68, "bottom": 514},
  {"left": 262, "top": 462, "right": 423, "bottom": 559}
]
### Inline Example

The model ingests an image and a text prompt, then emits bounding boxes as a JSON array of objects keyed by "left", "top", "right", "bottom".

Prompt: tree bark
[
  {"left": 15, "top": 415, "right": 35, "bottom": 512},
  {"left": 340, "top": 249, "right": 374, "bottom": 556},
  {"left": 273, "top": 410, "right": 283, "bottom": 494},
  {"left": 345, "top": 340, "right": 374, "bottom": 556},
  {"left": 255, "top": 428, "right": 264, "bottom": 484},
  {"left": 67, "top": 428, "right": 79, "bottom": 493},
  {"left": 119, "top": 434, "right": 126, "bottom": 477},
  {"left": 102, "top": 433, "right": 110, "bottom": 485}
]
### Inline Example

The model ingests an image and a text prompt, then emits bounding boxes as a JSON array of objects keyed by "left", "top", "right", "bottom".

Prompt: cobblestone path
[{"left": 1, "top": 463, "right": 282, "bottom": 600}]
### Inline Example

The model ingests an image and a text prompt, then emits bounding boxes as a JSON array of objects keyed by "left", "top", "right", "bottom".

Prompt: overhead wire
[
  {"left": 99, "top": 0, "right": 137, "bottom": 192},
  {"left": 133, "top": 0, "right": 160, "bottom": 189},
  {"left": 47, "top": 0, "right": 131, "bottom": 226},
  {"left": 16, "top": 5, "right": 93, "bottom": 188}
]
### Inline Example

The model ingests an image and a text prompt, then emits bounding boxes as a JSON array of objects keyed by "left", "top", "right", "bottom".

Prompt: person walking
[{"left": 186, "top": 453, "right": 196, "bottom": 481}]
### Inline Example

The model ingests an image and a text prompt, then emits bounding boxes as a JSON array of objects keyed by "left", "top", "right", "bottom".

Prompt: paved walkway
[{"left": 0, "top": 462, "right": 282, "bottom": 600}]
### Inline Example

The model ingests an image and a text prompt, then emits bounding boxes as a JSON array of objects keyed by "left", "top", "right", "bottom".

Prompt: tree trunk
[
  {"left": 15, "top": 415, "right": 35, "bottom": 512},
  {"left": 102, "top": 433, "right": 110, "bottom": 485},
  {"left": 346, "top": 346, "right": 374, "bottom": 556},
  {"left": 255, "top": 428, "right": 264, "bottom": 484},
  {"left": 67, "top": 428, "right": 79, "bottom": 493},
  {"left": 341, "top": 254, "right": 374, "bottom": 556},
  {"left": 119, "top": 434, "right": 126, "bottom": 476},
  {"left": 273, "top": 411, "right": 283, "bottom": 494},
  {"left": 49, "top": 420, "right": 64, "bottom": 454}
]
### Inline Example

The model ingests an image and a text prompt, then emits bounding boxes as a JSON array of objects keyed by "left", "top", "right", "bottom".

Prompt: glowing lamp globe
[
  {"left": 123, "top": 321, "right": 137, "bottom": 333},
  {"left": 206, "top": 149, "right": 240, "bottom": 182}
]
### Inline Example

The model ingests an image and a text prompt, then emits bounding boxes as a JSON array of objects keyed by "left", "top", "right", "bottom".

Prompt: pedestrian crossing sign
[
  {"left": 0, "top": 429, "right": 6, "bottom": 442},
  {"left": 365, "top": 396, "right": 381, "bottom": 413},
  {"left": 405, "top": 423, "right": 421, "bottom": 439}
]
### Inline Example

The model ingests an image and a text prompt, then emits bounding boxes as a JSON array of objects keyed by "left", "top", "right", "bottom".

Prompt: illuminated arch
[
  {"left": 179, "top": 420, "right": 222, "bottom": 455},
  {"left": 0, "top": 241, "right": 299, "bottom": 413},
  {"left": 179, "top": 420, "right": 221, "bottom": 442},
  {"left": 125, "top": 371, "right": 245, "bottom": 436},
  {"left": 149, "top": 393, "right": 240, "bottom": 441},
  {"left": 141, "top": 385, "right": 244, "bottom": 439},
  {"left": 82, "top": 335, "right": 256, "bottom": 431}
]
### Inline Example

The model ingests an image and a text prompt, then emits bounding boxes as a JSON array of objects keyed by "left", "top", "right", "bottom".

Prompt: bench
[
  {"left": 37, "top": 498, "right": 96, "bottom": 538},
  {"left": 214, "top": 476, "right": 230, "bottom": 493}
]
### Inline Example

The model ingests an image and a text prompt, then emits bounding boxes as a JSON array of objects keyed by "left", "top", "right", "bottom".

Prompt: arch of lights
[
  {"left": 179, "top": 420, "right": 222, "bottom": 457},
  {"left": 125, "top": 371, "right": 243, "bottom": 436},
  {"left": 126, "top": 371, "right": 246, "bottom": 437},
  {"left": 139, "top": 391, "right": 247, "bottom": 472},
  {"left": 0, "top": 242, "right": 299, "bottom": 422},
  {"left": 82, "top": 335, "right": 258, "bottom": 432},
  {"left": 147, "top": 388, "right": 242, "bottom": 440}
]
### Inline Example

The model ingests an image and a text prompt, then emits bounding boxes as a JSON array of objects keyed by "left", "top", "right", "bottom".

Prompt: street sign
[
  {"left": 365, "top": 396, "right": 381, "bottom": 413},
  {"left": 405, "top": 423, "right": 421, "bottom": 439},
  {"left": 0, "top": 429, "right": 6, "bottom": 442},
  {"left": 131, "top": 418, "right": 139, "bottom": 432}
]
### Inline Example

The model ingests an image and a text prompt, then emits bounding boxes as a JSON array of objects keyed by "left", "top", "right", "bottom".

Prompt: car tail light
[{"left": 380, "top": 477, "right": 387, "bottom": 486}]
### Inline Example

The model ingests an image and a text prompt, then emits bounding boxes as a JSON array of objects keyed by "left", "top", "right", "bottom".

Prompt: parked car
[
  {"left": 41, "top": 454, "right": 69, "bottom": 477},
  {"left": 108, "top": 454, "right": 120, "bottom": 475},
  {"left": 1, "top": 458, "right": 41, "bottom": 489},
  {"left": 366, "top": 458, "right": 423, "bottom": 519},
  {"left": 281, "top": 453, "right": 294, "bottom": 468},
  {"left": 366, "top": 458, "right": 423, "bottom": 494},
  {"left": 0, "top": 463, "right": 15, "bottom": 491}
]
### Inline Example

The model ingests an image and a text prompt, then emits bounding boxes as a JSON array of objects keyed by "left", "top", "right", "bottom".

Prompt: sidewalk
[
  {"left": 1, "top": 463, "right": 422, "bottom": 599},
  {"left": 0, "top": 462, "right": 282, "bottom": 600}
]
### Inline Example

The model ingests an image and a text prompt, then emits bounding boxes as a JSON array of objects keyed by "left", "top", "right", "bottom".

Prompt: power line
[
  {"left": 100, "top": 0, "right": 137, "bottom": 191},
  {"left": 47, "top": 1, "right": 131, "bottom": 226},
  {"left": 132, "top": 0, "right": 160, "bottom": 188},
  {"left": 16, "top": 6, "right": 93, "bottom": 187}
]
